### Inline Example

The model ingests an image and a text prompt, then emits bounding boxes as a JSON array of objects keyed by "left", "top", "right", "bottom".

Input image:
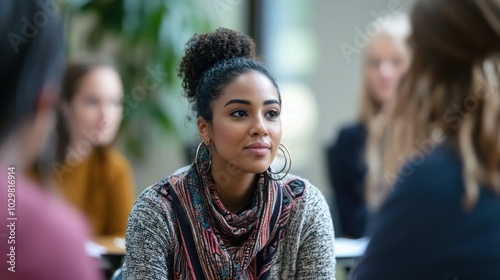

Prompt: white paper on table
[
  {"left": 334, "top": 237, "right": 369, "bottom": 259},
  {"left": 114, "top": 237, "right": 125, "bottom": 249},
  {"left": 85, "top": 240, "right": 107, "bottom": 257}
]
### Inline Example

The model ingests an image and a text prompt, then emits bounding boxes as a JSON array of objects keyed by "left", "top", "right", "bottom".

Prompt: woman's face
[
  {"left": 366, "top": 35, "right": 407, "bottom": 104},
  {"left": 199, "top": 70, "right": 282, "bottom": 176},
  {"left": 64, "top": 66, "right": 123, "bottom": 147}
]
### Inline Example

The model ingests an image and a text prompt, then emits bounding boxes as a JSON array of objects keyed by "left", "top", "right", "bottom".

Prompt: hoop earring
[
  {"left": 195, "top": 141, "right": 211, "bottom": 175},
  {"left": 267, "top": 143, "right": 292, "bottom": 181}
]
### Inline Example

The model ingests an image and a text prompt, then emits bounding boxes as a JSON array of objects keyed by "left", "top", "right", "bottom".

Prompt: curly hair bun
[{"left": 178, "top": 27, "right": 257, "bottom": 99}]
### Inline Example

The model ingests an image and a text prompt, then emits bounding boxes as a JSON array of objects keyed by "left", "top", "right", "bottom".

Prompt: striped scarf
[{"left": 162, "top": 149, "right": 306, "bottom": 279}]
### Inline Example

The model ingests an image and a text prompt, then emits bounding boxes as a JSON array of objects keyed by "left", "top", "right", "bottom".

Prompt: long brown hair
[{"left": 366, "top": 0, "right": 500, "bottom": 210}]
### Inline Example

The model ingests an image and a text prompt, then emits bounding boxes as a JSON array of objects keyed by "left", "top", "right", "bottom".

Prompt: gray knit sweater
[{"left": 123, "top": 174, "right": 336, "bottom": 279}]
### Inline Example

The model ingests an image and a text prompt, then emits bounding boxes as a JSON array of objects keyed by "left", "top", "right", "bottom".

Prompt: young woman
[
  {"left": 354, "top": 0, "right": 500, "bottom": 279},
  {"left": 124, "top": 28, "right": 336, "bottom": 279},
  {"left": 53, "top": 58, "right": 135, "bottom": 237},
  {"left": 0, "top": 1, "right": 101, "bottom": 279},
  {"left": 327, "top": 16, "right": 409, "bottom": 238}
]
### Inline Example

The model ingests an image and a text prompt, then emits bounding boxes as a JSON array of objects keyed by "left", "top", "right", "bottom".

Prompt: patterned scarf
[{"left": 158, "top": 148, "right": 306, "bottom": 279}]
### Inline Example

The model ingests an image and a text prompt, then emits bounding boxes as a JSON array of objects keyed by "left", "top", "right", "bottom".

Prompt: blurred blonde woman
[
  {"left": 354, "top": 0, "right": 500, "bottom": 279},
  {"left": 327, "top": 14, "right": 410, "bottom": 238}
]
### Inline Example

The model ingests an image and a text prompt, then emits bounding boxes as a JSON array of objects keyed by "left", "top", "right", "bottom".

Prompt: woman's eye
[
  {"left": 230, "top": 109, "right": 247, "bottom": 118},
  {"left": 265, "top": 110, "right": 280, "bottom": 118},
  {"left": 392, "top": 58, "right": 403, "bottom": 68},
  {"left": 370, "top": 59, "right": 381, "bottom": 68},
  {"left": 85, "top": 97, "right": 98, "bottom": 107},
  {"left": 113, "top": 99, "right": 123, "bottom": 107}
]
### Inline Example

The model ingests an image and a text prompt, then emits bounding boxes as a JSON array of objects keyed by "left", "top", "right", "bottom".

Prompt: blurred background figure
[
  {"left": 354, "top": 0, "right": 500, "bottom": 279},
  {"left": 53, "top": 57, "right": 135, "bottom": 238},
  {"left": 0, "top": 0, "right": 102, "bottom": 279},
  {"left": 326, "top": 14, "right": 410, "bottom": 238}
]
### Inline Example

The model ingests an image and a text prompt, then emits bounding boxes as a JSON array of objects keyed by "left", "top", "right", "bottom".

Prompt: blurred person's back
[
  {"left": 353, "top": 0, "right": 500, "bottom": 279},
  {"left": 0, "top": 1, "right": 102, "bottom": 279}
]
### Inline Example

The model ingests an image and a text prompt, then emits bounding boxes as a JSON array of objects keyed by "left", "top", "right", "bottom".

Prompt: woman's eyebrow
[
  {"left": 264, "top": 99, "right": 280, "bottom": 106},
  {"left": 224, "top": 99, "right": 281, "bottom": 107},
  {"left": 224, "top": 99, "right": 251, "bottom": 107}
]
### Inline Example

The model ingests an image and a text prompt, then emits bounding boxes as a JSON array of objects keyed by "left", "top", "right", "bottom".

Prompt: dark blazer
[
  {"left": 352, "top": 144, "right": 500, "bottom": 280},
  {"left": 327, "top": 123, "right": 368, "bottom": 238}
]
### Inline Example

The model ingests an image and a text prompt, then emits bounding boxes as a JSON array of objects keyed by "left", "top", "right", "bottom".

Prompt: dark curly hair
[{"left": 178, "top": 27, "right": 280, "bottom": 122}]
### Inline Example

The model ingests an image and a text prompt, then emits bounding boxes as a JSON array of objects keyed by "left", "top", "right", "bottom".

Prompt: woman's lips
[
  {"left": 245, "top": 143, "right": 271, "bottom": 156},
  {"left": 245, "top": 147, "right": 270, "bottom": 156}
]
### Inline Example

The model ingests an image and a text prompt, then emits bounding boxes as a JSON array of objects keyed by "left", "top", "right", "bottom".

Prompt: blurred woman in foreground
[
  {"left": 0, "top": 1, "right": 102, "bottom": 279},
  {"left": 354, "top": 0, "right": 500, "bottom": 279}
]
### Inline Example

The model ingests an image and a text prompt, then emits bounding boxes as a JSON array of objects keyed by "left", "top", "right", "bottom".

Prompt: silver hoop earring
[
  {"left": 195, "top": 141, "right": 211, "bottom": 175},
  {"left": 267, "top": 143, "right": 292, "bottom": 181}
]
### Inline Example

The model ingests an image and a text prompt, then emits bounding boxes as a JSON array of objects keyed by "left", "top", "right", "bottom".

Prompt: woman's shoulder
[
  {"left": 2, "top": 178, "right": 101, "bottom": 279},
  {"left": 134, "top": 168, "right": 191, "bottom": 207},
  {"left": 90, "top": 148, "right": 133, "bottom": 181},
  {"left": 130, "top": 181, "right": 177, "bottom": 229},
  {"left": 136, "top": 178, "right": 172, "bottom": 205},
  {"left": 337, "top": 122, "right": 366, "bottom": 139},
  {"left": 280, "top": 173, "right": 328, "bottom": 208},
  {"left": 127, "top": 178, "right": 179, "bottom": 247},
  {"left": 391, "top": 144, "right": 463, "bottom": 201},
  {"left": 398, "top": 144, "right": 461, "bottom": 183},
  {"left": 330, "top": 122, "right": 367, "bottom": 152},
  {"left": 279, "top": 174, "right": 334, "bottom": 235},
  {"left": 96, "top": 147, "right": 130, "bottom": 166}
]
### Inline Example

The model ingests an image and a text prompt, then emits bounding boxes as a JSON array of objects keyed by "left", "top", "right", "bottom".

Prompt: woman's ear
[{"left": 197, "top": 117, "right": 211, "bottom": 145}]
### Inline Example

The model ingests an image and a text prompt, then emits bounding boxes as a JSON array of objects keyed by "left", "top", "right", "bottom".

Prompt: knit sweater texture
[{"left": 123, "top": 173, "right": 336, "bottom": 279}]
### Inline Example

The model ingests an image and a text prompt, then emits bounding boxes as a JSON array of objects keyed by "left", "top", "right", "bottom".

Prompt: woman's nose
[
  {"left": 99, "top": 104, "right": 109, "bottom": 119},
  {"left": 99, "top": 104, "right": 115, "bottom": 126},
  {"left": 249, "top": 115, "right": 268, "bottom": 136},
  {"left": 379, "top": 60, "right": 396, "bottom": 79}
]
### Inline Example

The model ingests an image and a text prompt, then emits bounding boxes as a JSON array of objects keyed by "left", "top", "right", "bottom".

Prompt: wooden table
[{"left": 94, "top": 236, "right": 126, "bottom": 255}]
